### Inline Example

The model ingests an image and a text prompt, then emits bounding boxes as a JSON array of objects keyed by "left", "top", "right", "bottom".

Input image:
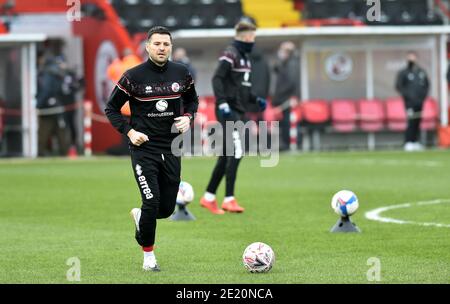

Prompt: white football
[
  {"left": 331, "top": 190, "right": 359, "bottom": 217},
  {"left": 242, "top": 242, "right": 275, "bottom": 273},
  {"left": 176, "top": 181, "right": 194, "bottom": 205}
]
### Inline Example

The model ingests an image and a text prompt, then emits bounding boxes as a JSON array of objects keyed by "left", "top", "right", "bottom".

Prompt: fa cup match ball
[
  {"left": 331, "top": 190, "right": 359, "bottom": 217},
  {"left": 242, "top": 242, "right": 275, "bottom": 273},
  {"left": 176, "top": 181, "right": 194, "bottom": 205}
]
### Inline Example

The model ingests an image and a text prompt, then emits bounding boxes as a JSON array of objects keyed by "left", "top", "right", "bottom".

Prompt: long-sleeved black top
[
  {"left": 105, "top": 59, "right": 198, "bottom": 154},
  {"left": 395, "top": 64, "right": 429, "bottom": 108},
  {"left": 212, "top": 42, "right": 257, "bottom": 114}
]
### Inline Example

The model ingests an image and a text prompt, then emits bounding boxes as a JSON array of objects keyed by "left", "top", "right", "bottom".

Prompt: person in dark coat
[{"left": 395, "top": 51, "right": 429, "bottom": 151}]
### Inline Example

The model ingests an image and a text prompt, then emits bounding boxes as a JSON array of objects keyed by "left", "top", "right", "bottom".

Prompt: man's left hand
[{"left": 174, "top": 116, "right": 191, "bottom": 133}]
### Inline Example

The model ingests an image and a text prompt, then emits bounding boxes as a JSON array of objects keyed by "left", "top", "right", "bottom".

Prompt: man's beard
[{"left": 152, "top": 54, "right": 168, "bottom": 65}]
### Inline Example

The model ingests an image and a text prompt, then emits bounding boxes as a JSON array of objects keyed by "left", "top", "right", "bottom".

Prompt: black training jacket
[
  {"left": 105, "top": 59, "right": 198, "bottom": 154},
  {"left": 212, "top": 44, "right": 257, "bottom": 114},
  {"left": 395, "top": 65, "right": 429, "bottom": 108}
]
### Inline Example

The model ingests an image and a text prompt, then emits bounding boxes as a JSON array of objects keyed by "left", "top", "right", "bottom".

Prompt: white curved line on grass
[{"left": 365, "top": 199, "right": 450, "bottom": 228}]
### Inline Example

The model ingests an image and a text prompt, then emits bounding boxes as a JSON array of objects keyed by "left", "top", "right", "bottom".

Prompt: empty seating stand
[
  {"left": 303, "top": 0, "right": 442, "bottom": 26},
  {"left": 111, "top": 0, "right": 244, "bottom": 33}
]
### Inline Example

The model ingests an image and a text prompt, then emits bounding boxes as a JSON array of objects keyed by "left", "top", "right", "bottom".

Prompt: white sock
[
  {"left": 144, "top": 251, "right": 155, "bottom": 259},
  {"left": 204, "top": 192, "right": 216, "bottom": 201},
  {"left": 224, "top": 196, "right": 234, "bottom": 203}
]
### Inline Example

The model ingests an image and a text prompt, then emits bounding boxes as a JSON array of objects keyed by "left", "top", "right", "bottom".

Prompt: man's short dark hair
[
  {"left": 235, "top": 19, "right": 256, "bottom": 33},
  {"left": 147, "top": 26, "right": 172, "bottom": 41}
]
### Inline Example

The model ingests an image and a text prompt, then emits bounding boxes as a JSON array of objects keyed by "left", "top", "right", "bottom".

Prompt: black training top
[
  {"left": 395, "top": 64, "right": 429, "bottom": 107},
  {"left": 105, "top": 58, "right": 199, "bottom": 154},
  {"left": 212, "top": 43, "right": 257, "bottom": 114}
]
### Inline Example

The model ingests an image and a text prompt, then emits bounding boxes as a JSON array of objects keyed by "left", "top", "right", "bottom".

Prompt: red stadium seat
[
  {"left": 420, "top": 97, "right": 439, "bottom": 131},
  {"left": 299, "top": 99, "right": 329, "bottom": 151},
  {"left": 301, "top": 99, "right": 330, "bottom": 124},
  {"left": 291, "top": 103, "right": 303, "bottom": 124},
  {"left": 330, "top": 99, "right": 357, "bottom": 132},
  {"left": 358, "top": 99, "right": 385, "bottom": 132},
  {"left": 385, "top": 97, "right": 407, "bottom": 131},
  {"left": 195, "top": 96, "right": 217, "bottom": 125},
  {"left": 263, "top": 98, "right": 277, "bottom": 122}
]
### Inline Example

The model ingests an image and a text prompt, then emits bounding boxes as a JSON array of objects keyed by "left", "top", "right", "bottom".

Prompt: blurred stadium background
[
  {"left": 1, "top": 0, "right": 450, "bottom": 284},
  {"left": 0, "top": 0, "right": 449, "bottom": 156}
]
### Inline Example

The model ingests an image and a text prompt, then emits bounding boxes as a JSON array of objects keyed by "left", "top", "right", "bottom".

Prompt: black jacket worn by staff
[
  {"left": 395, "top": 63, "right": 429, "bottom": 109},
  {"left": 212, "top": 41, "right": 258, "bottom": 115},
  {"left": 105, "top": 59, "right": 199, "bottom": 154}
]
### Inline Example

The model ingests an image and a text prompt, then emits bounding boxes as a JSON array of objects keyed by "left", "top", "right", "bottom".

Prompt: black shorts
[{"left": 130, "top": 149, "right": 181, "bottom": 219}]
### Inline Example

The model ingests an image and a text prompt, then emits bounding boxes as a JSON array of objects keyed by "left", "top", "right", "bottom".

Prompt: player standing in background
[
  {"left": 105, "top": 26, "right": 198, "bottom": 271},
  {"left": 200, "top": 19, "right": 267, "bottom": 215},
  {"left": 395, "top": 51, "right": 429, "bottom": 152}
]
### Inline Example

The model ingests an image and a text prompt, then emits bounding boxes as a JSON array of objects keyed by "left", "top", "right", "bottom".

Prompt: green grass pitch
[{"left": 0, "top": 150, "right": 449, "bottom": 283}]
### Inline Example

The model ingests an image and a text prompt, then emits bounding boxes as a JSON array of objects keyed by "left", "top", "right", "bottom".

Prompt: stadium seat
[
  {"left": 330, "top": 99, "right": 357, "bottom": 132},
  {"left": 379, "top": 0, "right": 430, "bottom": 25},
  {"left": 168, "top": 0, "right": 192, "bottom": 4},
  {"left": 262, "top": 98, "right": 277, "bottom": 123},
  {"left": 291, "top": 103, "right": 303, "bottom": 124},
  {"left": 305, "top": 0, "right": 331, "bottom": 19},
  {"left": 385, "top": 97, "right": 407, "bottom": 131},
  {"left": 305, "top": 0, "right": 365, "bottom": 21},
  {"left": 420, "top": 97, "right": 439, "bottom": 131},
  {"left": 358, "top": 99, "right": 385, "bottom": 132},
  {"left": 330, "top": 0, "right": 358, "bottom": 19},
  {"left": 194, "top": 96, "right": 218, "bottom": 154},
  {"left": 195, "top": 96, "right": 217, "bottom": 125},
  {"left": 300, "top": 99, "right": 330, "bottom": 151},
  {"left": 300, "top": 99, "right": 330, "bottom": 125},
  {"left": 419, "top": 10, "right": 444, "bottom": 25},
  {"left": 358, "top": 99, "right": 385, "bottom": 150}
]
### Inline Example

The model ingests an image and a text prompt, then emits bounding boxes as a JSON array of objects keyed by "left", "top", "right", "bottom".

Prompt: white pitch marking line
[
  {"left": 365, "top": 199, "right": 450, "bottom": 228},
  {"left": 309, "top": 158, "right": 440, "bottom": 167}
]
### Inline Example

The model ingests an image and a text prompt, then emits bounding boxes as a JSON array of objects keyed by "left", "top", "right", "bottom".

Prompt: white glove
[{"left": 218, "top": 102, "right": 231, "bottom": 117}]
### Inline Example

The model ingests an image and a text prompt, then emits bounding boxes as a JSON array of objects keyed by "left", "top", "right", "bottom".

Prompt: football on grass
[
  {"left": 331, "top": 190, "right": 359, "bottom": 217},
  {"left": 242, "top": 242, "right": 275, "bottom": 273}
]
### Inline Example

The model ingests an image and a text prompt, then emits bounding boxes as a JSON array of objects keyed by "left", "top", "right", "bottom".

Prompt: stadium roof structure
[
  {"left": 0, "top": 33, "right": 47, "bottom": 43},
  {"left": 172, "top": 25, "right": 450, "bottom": 39}
]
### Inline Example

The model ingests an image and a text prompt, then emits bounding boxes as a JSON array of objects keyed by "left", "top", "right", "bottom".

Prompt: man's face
[
  {"left": 146, "top": 33, "right": 172, "bottom": 65},
  {"left": 243, "top": 31, "right": 256, "bottom": 43},
  {"left": 407, "top": 53, "right": 417, "bottom": 63}
]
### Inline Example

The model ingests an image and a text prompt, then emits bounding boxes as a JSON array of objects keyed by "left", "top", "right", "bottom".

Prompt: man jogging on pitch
[{"left": 105, "top": 26, "right": 198, "bottom": 271}]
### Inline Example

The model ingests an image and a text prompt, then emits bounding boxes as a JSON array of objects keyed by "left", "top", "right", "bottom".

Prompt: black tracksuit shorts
[{"left": 130, "top": 149, "right": 181, "bottom": 247}]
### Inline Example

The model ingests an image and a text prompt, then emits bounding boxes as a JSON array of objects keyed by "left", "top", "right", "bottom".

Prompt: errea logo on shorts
[
  {"left": 135, "top": 164, "right": 153, "bottom": 200},
  {"left": 135, "top": 164, "right": 143, "bottom": 176}
]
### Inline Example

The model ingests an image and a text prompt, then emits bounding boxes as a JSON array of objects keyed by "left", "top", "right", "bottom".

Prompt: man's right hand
[
  {"left": 218, "top": 102, "right": 232, "bottom": 118},
  {"left": 127, "top": 129, "right": 149, "bottom": 146}
]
